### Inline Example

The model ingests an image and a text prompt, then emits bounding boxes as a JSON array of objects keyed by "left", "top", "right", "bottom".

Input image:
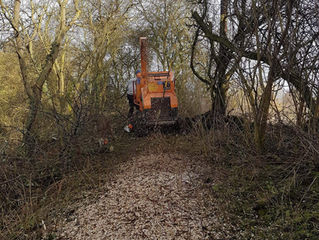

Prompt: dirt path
[{"left": 57, "top": 153, "right": 234, "bottom": 239}]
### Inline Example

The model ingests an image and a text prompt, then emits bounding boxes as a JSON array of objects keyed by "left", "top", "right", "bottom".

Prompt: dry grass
[
  {"left": 0, "top": 124, "right": 141, "bottom": 240},
  {"left": 1, "top": 115, "right": 318, "bottom": 239},
  {"left": 184, "top": 120, "right": 319, "bottom": 239}
]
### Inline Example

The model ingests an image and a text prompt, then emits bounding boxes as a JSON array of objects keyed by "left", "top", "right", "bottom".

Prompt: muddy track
[{"left": 55, "top": 153, "right": 235, "bottom": 239}]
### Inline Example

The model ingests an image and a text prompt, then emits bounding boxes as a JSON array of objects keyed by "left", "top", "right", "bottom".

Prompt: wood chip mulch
[{"left": 57, "top": 153, "right": 235, "bottom": 239}]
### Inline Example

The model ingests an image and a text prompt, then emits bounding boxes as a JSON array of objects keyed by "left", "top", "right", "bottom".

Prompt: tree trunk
[
  {"left": 212, "top": 71, "right": 228, "bottom": 117},
  {"left": 23, "top": 91, "right": 41, "bottom": 156},
  {"left": 211, "top": 0, "right": 229, "bottom": 117},
  {"left": 254, "top": 69, "right": 275, "bottom": 152},
  {"left": 10, "top": 0, "right": 81, "bottom": 156}
]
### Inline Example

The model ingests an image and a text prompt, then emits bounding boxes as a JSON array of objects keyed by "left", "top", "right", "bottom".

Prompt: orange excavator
[{"left": 126, "top": 37, "right": 178, "bottom": 133}]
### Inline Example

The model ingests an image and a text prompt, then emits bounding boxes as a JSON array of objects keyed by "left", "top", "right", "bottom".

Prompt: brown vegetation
[{"left": 0, "top": 0, "right": 318, "bottom": 239}]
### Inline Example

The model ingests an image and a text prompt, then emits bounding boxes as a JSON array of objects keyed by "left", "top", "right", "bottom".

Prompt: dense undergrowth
[
  {"left": 0, "top": 110, "right": 145, "bottom": 239},
  {"left": 168, "top": 120, "right": 319, "bottom": 239},
  {"left": 1, "top": 115, "right": 318, "bottom": 239},
  {"left": 0, "top": 135, "right": 149, "bottom": 240}
]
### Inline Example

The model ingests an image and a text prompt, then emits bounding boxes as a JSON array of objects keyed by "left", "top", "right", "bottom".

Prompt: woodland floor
[
  {"left": 3, "top": 126, "right": 317, "bottom": 239},
  {"left": 53, "top": 151, "right": 236, "bottom": 239}
]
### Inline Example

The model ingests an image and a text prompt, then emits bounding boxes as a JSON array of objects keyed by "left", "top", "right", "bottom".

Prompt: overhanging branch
[{"left": 191, "top": 10, "right": 317, "bottom": 115}]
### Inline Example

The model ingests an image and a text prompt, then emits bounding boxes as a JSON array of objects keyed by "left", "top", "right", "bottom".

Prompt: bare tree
[
  {"left": 191, "top": 0, "right": 248, "bottom": 117},
  {"left": 191, "top": 0, "right": 319, "bottom": 149},
  {"left": 0, "top": 0, "right": 81, "bottom": 156}
]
